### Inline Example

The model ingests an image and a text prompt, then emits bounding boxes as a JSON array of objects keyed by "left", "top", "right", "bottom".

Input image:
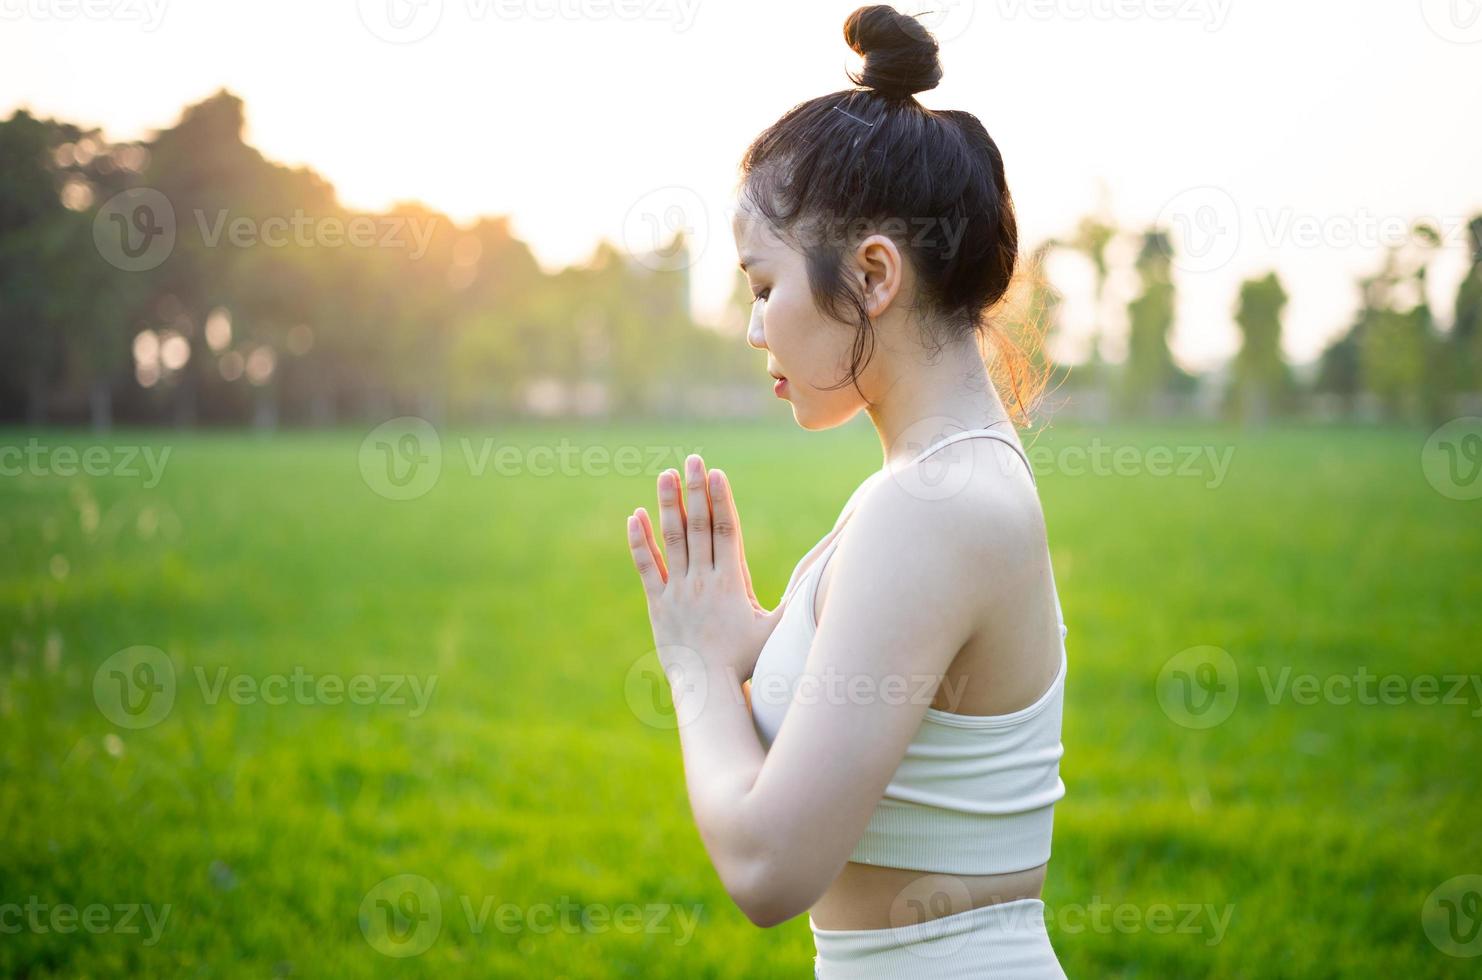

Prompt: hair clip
[{"left": 832, "top": 105, "right": 876, "bottom": 127}]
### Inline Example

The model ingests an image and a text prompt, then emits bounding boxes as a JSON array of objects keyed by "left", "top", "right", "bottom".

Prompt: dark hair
[{"left": 737, "top": 4, "right": 1047, "bottom": 425}]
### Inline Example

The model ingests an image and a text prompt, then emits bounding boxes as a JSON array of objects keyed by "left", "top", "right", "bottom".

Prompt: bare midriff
[{"left": 807, "top": 860, "right": 1047, "bottom": 930}]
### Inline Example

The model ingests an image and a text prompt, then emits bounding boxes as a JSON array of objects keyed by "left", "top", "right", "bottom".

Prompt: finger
[
  {"left": 707, "top": 468, "right": 742, "bottom": 579},
  {"left": 657, "top": 468, "right": 688, "bottom": 578},
  {"left": 635, "top": 507, "right": 667, "bottom": 584},
  {"left": 626, "top": 513, "right": 664, "bottom": 597},
  {"left": 683, "top": 454, "right": 713, "bottom": 570},
  {"left": 722, "top": 471, "right": 761, "bottom": 607}
]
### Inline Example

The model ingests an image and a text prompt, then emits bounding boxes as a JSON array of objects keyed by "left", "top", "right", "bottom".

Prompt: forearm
[{"left": 663, "top": 654, "right": 771, "bottom": 906}]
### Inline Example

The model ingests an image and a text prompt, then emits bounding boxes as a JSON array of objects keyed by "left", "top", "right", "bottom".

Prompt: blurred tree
[
  {"left": 145, "top": 90, "right": 271, "bottom": 425},
  {"left": 1339, "top": 231, "right": 1443, "bottom": 423},
  {"left": 1316, "top": 270, "right": 1377, "bottom": 414},
  {"left": 53, "top": 129, "right": 157, "bottom": 430},
  {"left": 1121, "top": 229, "right": 1194, "bottom": 415},
  {"left": 1229, "top": 271, "right": 1291, "bottom": 424},
  {"left": 0, "top": 110, "right": 67, "bottom": 422},
  {"left": 1447, "top": 216, "right": 1482, "bottom": 397}
]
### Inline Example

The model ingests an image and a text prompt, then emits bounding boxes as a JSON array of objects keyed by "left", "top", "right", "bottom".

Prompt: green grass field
[{"left": 1, "top": 421, "right": 1479, "bottom": 978}]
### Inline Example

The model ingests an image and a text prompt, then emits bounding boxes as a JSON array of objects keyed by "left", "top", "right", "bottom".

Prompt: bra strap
[{"left": 907, "top": 425, "right": 1036, "bottom": 488}]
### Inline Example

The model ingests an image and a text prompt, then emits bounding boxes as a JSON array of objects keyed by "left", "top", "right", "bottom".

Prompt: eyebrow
[{"left": 738, "top": 254, "right": 760, "bottom": 271}]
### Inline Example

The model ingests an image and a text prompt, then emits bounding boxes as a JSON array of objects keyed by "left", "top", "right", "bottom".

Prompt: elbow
[
  {"left": 726, "top": 855, "right": 813, "bottom": 929},
  {"left": 737, "top": 895, "right": 794, "bottom": 930}
]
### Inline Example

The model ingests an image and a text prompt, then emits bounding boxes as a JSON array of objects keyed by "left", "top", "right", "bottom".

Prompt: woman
[{"left": 624, "top": 6, "right": 1068, "bottom": 976}]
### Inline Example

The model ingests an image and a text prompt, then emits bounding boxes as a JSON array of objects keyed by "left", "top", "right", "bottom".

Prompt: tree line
[{"left": 1, "top": 90, "right": 1477, "bottom": 429}]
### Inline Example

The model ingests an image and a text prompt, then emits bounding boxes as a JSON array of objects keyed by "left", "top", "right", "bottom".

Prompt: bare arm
[{"left": 627, "top": 454, "right": 997, "bottom": 926}]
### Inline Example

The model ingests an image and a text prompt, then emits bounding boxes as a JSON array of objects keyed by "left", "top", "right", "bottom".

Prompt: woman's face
[{"left": 731, "top": 202, "right": 869, "bottom": 430}]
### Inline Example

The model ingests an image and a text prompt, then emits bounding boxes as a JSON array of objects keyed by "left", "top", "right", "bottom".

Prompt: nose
[{"left": 746, "top": 303, "right": 767, "bottom": 351}]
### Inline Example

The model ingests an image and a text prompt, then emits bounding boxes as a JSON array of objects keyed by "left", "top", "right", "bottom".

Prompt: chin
[{"left": 791, "top": 400, "right": 861, "bottom": 432}]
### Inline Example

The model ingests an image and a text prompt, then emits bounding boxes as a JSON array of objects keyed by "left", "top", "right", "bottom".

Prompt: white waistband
[{"left": 810, "top": 898, "right": 1066, "bottom": 980}]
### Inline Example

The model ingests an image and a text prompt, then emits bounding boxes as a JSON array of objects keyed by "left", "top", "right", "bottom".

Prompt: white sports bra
[{"left": 748, "top": 425, "right": 1068, "bottom": 876}]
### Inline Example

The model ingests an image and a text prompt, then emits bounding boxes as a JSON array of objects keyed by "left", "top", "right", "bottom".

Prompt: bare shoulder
[
  {"left": 869, "top": 437, "right": 1045, "bottom": 562},
  {"left": 821, "top": 439, "right": 1047, "bottom": 628}
]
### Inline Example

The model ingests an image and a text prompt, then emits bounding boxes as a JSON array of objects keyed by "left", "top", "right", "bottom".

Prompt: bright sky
[{"left": 3, "top": 0, "right": 1480, "bottom": 370}]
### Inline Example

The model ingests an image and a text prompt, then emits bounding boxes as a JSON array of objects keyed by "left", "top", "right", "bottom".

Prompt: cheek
[
  {"left": 768, "top": 294, "right": 859, "bottom": 395},
  {"left": 764, "top": 289, "right": 822, "bottom": 362}
]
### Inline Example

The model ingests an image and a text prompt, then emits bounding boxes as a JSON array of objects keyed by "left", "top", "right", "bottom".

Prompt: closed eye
[{"left": 752, "top": 289, "right": 770, "bottom": 303}]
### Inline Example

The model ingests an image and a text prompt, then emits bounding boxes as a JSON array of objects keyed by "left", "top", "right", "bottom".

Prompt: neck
[{"left": 865, "top": 333, "right": 1013, "bottom": 470}]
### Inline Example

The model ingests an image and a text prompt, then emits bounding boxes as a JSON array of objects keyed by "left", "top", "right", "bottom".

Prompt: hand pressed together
[{"left": 626, "top": 454, "right": 783, "bottom": 682}]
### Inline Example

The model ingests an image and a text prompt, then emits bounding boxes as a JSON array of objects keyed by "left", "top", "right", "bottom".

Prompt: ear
[{"left": 850, "top": 233, "right": 905, "bottom": 319}]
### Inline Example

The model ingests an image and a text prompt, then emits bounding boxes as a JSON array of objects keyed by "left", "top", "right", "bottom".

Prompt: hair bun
[{"left": 843, "top": 5, "right": 943, "bottom": 99}]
